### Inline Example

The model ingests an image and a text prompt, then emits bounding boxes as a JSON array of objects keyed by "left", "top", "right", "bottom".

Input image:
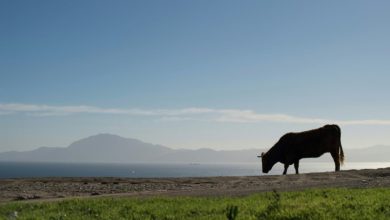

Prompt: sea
[{"left": 1, "top": 161, "right": 389, "bottom": 179}]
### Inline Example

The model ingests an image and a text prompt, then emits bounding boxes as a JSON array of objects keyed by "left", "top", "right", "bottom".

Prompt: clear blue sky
[{"left": 1, "top": 0, "right": 390, "bottom": 152}]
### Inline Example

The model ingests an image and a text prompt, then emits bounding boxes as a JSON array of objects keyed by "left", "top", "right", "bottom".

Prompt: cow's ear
[{"left": 261, "top": 152, "right": 265, "bottom": 157}]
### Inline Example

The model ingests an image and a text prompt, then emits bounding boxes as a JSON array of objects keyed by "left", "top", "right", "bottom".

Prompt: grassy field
[{"left": 0, "top": 188, "right": 389, "bottom": 220}]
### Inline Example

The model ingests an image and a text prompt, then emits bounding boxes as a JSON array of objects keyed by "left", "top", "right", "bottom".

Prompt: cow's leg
[
  {"left": 331, "top": 151, "right": 340, "bottom": 171},
  {"left": 283, "top": 163, "right": 289, "bottom": 175},
  {"left": 294, "top": 160, "right": 299, "bottom": 174}
]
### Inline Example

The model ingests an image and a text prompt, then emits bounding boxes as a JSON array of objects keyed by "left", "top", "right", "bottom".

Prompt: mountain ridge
[{"left": 0, "top": 134, "right": 389, "bottom": 163}]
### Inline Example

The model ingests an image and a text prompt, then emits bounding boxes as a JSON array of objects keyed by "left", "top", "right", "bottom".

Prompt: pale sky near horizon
[{"left": 1, "top": 1, "right": 390, "bottom": 152}]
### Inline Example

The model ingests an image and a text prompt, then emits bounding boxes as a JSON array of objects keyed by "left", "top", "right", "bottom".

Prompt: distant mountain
[
  {"left": 0, "top": 134, "right": 389, "bottom": 163},
  {"left": 0, "top": 134, "right": 171, "bottom": 163},
  {"left": 344, "top": 145, "right": 390, "bottom": 162},
  {"left": 0, "top": 134, "right": 263, "bottom": 163}
]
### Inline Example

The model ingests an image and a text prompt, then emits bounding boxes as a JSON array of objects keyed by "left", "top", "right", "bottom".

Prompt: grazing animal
[{"left": 258, "top": 124, "right": 344, "bottom": 175}]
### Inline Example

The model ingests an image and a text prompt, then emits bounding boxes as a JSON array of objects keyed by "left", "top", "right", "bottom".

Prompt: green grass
[{"left": 0, "top": 188, "right": 389, "bottom": 220}]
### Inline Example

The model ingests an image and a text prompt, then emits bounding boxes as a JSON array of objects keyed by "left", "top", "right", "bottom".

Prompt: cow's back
[{"left": 282, "top": 125, "right": 340, "bottom": 160}]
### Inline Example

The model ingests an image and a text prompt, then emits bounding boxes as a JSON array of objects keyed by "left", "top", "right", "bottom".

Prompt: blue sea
[{"left": 0, "top": 161, "right": 389, "bottom": 179}]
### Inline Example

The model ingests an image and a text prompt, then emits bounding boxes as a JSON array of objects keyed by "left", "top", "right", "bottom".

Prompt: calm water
[{"left": 0, "top": 161, "right": 389, "bottom": 178}]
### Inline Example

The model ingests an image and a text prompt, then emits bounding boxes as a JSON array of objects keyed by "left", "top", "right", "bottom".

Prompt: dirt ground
[{"left": 0, "top": 167, "right": 389, "bottom": 203}]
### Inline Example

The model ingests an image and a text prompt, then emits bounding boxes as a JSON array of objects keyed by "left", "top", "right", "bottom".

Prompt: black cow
[{"left": 258, "top": 124, "right": 344, "bottom": 175}]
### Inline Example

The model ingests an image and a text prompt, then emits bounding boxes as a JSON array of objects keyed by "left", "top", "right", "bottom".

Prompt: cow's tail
[
  {"left": 334, "top": 124, "right": 344, "bottom": 165},
  {"left": 339, "top": 142, "right": 344, "bottom": 165}
]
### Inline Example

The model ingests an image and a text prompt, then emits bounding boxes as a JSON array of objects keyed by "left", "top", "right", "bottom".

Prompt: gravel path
[{"left": 0, "top": 167, "right": 389, "bottom": 202}]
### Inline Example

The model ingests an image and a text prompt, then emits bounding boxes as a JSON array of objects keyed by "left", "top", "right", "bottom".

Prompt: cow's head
[{"left": 259, "top": 152, "right": 272, "bottom": 173}]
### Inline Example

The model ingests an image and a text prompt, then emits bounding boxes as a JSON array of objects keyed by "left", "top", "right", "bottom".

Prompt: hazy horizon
[
  {"left": 2, "top": 1, "right": 390, "bottom": 152},
  {"left": 1, "top": 133, "right": 389, "bottom": 165},
  {"left": 0, "top": 132, "right": 388, "bottom": 154}
]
